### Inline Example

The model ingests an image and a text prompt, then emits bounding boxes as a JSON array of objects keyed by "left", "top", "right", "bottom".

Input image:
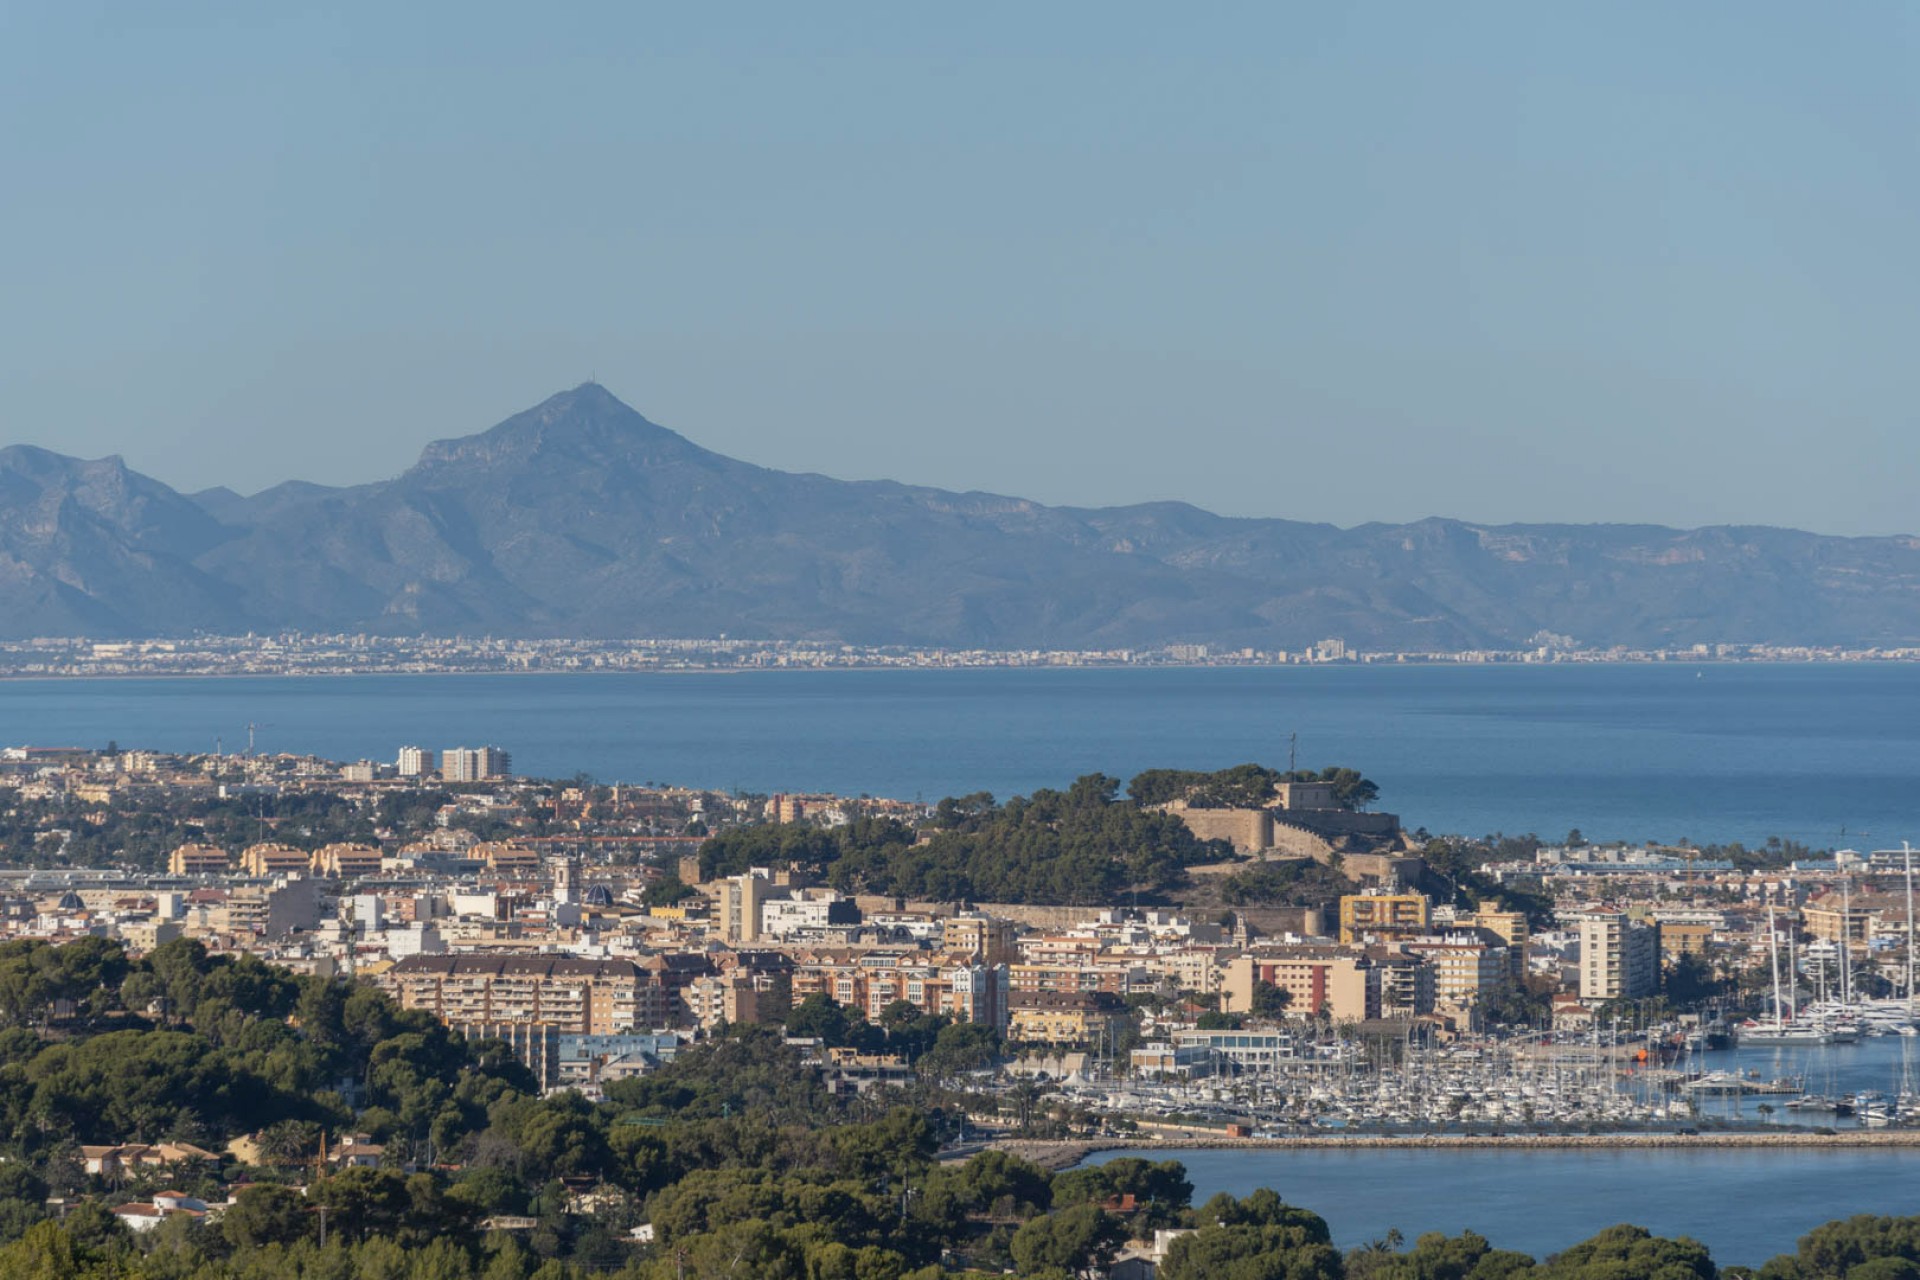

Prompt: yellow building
[
  {"left": 1338, "top": 892, "right": 1429, "bottom": 944},
  {"left": 1006, "top": 991, "right": 1130, "bottom": 1045},
  {"left": 1655, "top": 920, "right": 1715, "bottom": 962},
  {"left": 1470, "top": 908, "right": 1531, "bottom": 950}
]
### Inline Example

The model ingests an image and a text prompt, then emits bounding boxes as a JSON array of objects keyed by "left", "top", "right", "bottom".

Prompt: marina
[{"left": 1041, "top": 1017, "right": 1920, "bottom": 1135}]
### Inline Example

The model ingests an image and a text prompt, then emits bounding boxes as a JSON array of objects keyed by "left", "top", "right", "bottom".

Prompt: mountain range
[{"left": 3, "top": 383, "right": 1917, "bottom": 650}]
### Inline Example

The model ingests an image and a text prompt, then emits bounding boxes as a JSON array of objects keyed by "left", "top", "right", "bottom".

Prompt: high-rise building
[
  {"left": 720, "top": 873, "right": 774, "bottom": 945},
  {"left": 397, "top": 746, "right": 435, "bottom": 778},
  {"left": 442, "top": 746, "right": 511, "bottom": 782},
  {"left": 1578, "top": 912, "right": 1660, "bottom": 1002}
]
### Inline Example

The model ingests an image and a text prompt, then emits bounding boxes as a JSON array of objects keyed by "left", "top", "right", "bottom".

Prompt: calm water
[
  {"left": 1095, "top": 1036, "right": 1920, "bottom": 1263},
  {"left": 2, "top": 664, "right": 1919, "bottom": 846},
  {"left": 1093, "top": 1144, "right": 1920, "bottom": 1266}
]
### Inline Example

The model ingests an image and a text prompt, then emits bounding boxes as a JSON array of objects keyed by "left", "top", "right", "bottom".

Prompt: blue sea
[
  {"left": 1093, "top": 1143, "right": 1920, "bottom": 1267},
  {"left": 1, "top": 663, "right": 1916, "bottom": 848}
]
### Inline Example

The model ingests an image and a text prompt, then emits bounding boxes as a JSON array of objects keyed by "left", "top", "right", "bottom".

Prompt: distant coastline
[{"left": 3, "top": 633, "right": 1918, "bottom": 680}]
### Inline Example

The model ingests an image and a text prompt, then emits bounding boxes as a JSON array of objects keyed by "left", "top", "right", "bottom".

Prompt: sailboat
[{"left": 1742, "top": 905, "right": 1837, "bottom": 1046}]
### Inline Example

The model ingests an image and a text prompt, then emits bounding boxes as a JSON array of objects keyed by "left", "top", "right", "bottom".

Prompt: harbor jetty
[{"left": 991, "top": 1129, "right": 1920, "bottom": 1171}]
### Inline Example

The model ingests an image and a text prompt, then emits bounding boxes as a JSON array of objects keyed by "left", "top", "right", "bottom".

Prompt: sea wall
[{"left": 990, "top": 1129, "right": 1920, "bottom": 1170}]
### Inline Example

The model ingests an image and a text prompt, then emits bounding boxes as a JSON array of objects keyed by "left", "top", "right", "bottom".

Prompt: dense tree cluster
[
  {"left": 1126, "top": 765, "right": 1379, "bottom": 813},
  {"left": 0, "top": 933, "right": 1909, "bottom": 1280},
  {"left": 1218, "top": 860, "right": 1357, "bottom": 909},
  {"left": 0, "top": 931, "right": 1911, "bottom": 1280},
  {"left": 700, "top": 775, "right": 1229, "bottom": 904}
]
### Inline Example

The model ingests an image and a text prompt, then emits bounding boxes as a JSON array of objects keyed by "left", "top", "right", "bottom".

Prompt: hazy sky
[{"left": 3, "top": 4, "right": 1917, "bottom": 534}]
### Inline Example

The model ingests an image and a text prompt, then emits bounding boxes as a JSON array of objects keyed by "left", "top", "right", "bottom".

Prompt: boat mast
[
  {"left": 1769, "top": 905, "right": 1784, "bottom": 1025},
  {"left": 1842, "top": 873, "right": 1853, "bottom": 1008},
  {"left": 1906, "top": 841, "right": 1916, "bottom": 1009}
]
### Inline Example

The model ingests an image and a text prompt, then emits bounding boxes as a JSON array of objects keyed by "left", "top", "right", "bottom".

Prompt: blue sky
[{"left": 2, "top": 3, "right": 1916, "bottom": 534}]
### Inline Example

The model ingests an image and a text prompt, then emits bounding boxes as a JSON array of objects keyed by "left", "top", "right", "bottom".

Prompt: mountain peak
[{"left": 408, "top": 383, "right": 706, "bottom": 478}]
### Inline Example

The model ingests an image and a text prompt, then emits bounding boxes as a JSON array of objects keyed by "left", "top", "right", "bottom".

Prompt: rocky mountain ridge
[{"left": 3, "top": 384, "right": 1916, "bottom": 648}]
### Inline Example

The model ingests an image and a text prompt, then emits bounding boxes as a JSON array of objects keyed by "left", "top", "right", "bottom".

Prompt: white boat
[{"left": 1740, "top": 1020, "right": 1837, "bottom": 1046}]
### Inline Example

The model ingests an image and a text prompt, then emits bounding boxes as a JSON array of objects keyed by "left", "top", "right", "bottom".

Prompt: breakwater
[{"left": 996, "top": 1128, "right": 1920, "bottom": 1171}]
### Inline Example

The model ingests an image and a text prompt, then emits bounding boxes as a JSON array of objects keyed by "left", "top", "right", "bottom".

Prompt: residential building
[
  {"left": 1339, "top": 891, "right": 1430, "bottom": 944},
  {"left": 167, "top": 844, "right": 230, "bottom": 876},
  {"left": 719, "top": 873, "right": 774, "bottom": 945},
  {"left": 943, "top": 912, "right": 1019, "bottom": 966},
  {"left": 1368, "top": 949, "right": 1438, "bottom": 1019},
  {"left": 240, "top": 842, "right": 310, "bottom": 877},
  {"left": 311, "top": 843, "right": 384, "bottom": 878},
  {"left": 1403, "top": 935, "right": 1509, "bottom": 1010},
  {"left": 1223, "top": 948, "right": 1379, "bottom": 1023},
  {"left": 385, "top": 954, "right": 655, "bottom": 1034},
  {"left": 1006, "top": 990, "right": 1130, "bottom": 1045},
  {"left": 760, "top": 893, "right": 860, "bottom": 938},
  {"left": 443, "top": 746, "right": 511, "bottom": 782},
  {"left": 1577, "top": 912, "right": 1660, "bottom": 1002}
]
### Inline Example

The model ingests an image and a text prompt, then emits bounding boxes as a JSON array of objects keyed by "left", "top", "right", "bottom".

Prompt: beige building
[
  {"left": 719, "top": 873, "right": 775, "bottom": 944},
  {"left": 685, "top": 973, "right": 790, "bottom": 1031},
  {"left": 943, "top": 912, "right": 1018, "bottom": 966},
  {"left": 453, "top": 1021, "right": 561, "bottom": 1089},
  {"left": 1577, "top": 912, "right": 1660, "bottom": 1003},
  {"left": 240, "top": 843, "right": 309, "bottom": 877},
  {"left": 168, "top": 844, "right": 230, "bottom": 876},
  {"left": 1803, "top": 901, "right": 1878, "bottom": 955},
  {"left": 1403, "top": 936, "right": 1510, "bottom": 1009},
  {"left": 442, "top": 746, "right": 511, "bottom": 782},
  {"left": 1223, "top": 949, "right": 1378, "bottom": 1023},
  {"left": 475, "top": 843, "right": 541, "bottom": 875},
  {"left": 311, "top": 843, "right": 384, "bottom": 878},
  {"left": 385, "top": 954, "right": 653, "bottom": 1035}
]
